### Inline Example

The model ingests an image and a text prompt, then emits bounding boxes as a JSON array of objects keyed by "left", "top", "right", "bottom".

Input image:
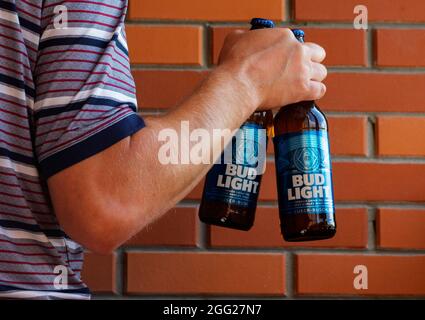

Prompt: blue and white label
[
  {"left": 273, "top": 130, "right": 335, "bottom": 215},
  {"left": 203, "top": 123, "right": 266, "bottom": 208}
]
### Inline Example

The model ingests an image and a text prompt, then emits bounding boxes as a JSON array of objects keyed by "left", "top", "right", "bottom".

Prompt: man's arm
[{"left": 47, "top": 28, "right": 327, "bottom": 253}]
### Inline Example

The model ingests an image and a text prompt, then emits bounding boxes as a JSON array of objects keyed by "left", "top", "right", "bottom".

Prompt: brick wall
[{"left": 82, "top": 0, "right": 425, "bottom": 298}]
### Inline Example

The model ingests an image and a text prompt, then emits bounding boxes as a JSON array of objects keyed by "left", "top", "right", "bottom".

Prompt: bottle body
[
  {"left": 199, "top": 111, "right": 272, "bottom": 231},
  {"left": 273, "top": 101, "right": 336, "bottom": 241}
]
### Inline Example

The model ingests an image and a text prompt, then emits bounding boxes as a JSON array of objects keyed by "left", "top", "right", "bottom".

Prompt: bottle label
[
  {"left": 273, "top": 131, "right": 334, "bottom": 215},
  {"left": 203, "top": 123, "right": 266, "bottom": 208}
]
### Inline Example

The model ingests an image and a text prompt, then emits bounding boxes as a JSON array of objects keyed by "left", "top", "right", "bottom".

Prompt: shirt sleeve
[{"left": 34, "top": 0, "right": 145, "bottom": 179}]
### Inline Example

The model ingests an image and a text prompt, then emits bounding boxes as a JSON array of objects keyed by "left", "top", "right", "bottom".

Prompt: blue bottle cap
[
  {"left": 250, "top": 18, "right": 275, "bottom": 29},
  {"left": 291, "top": 29, "right": 305, "bottom": 41}
]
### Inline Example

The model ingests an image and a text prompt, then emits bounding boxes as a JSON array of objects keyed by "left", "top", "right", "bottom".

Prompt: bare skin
[{"left": 47, "top": 28, "right": 327, "bottom": 253}]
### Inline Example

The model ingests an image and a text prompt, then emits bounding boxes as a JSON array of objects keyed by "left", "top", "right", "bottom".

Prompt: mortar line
[
  {"left": 367, "top": 207, "right": 377, "bottom": 250},
  {"left": 198, "top": 221, "right": 209, "bottom": 250},
  {"left": 366, "top": 25, "right": 374, "bottom": 68},
  {"left": 178, "top": 201, "right": 425, "bottom": 210},
  {"left": 124, "top": 20, "right": 425, "bottom": 29},
  {"left": 115, "top": 246, "right": 124, "bottom": 297},
  {"left": 177, "top": 200, "right": 425, "bottom": 209},
  {"left": 285, "top": 251, "right": 295, "bottom": 299},
  {"left": 285, "top": 0, "right": 293, "bottom": 23},
  {"left": 122, "top": 246, "right": 425, "bottom": 255},
  {"left": 202, "top": 22, "right": 210, "bottom": 68},
  {"left": 367, "top": 114, "right": 377, "bottom": 158}
]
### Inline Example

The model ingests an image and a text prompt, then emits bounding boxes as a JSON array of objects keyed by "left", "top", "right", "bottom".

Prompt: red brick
[
  {"left": 377, "top": 117, "right": 425, "bottom": 157},
  {"left": 133, "top": 70, "right": 208, "bottom": 109},
  {"left": 126, "top": 25, "right": 203, "bottom": 65},
  {"left": 296, "top": 254, "right": 425, "bottom": 296},
  {"left": 126, "top": 252, "right": 285, "bottom": 295},
  {"left": 185, "top": 177, "right": 205, "bottom": 200},
  {"left": 377, "top": 208, "right": 425, "bottom": 250},
  {"left": 210, "top": 208, "right": 368, "bottom": 249},
  {"left": 295, "top": 0, "right": 425, "bottom": 22},
  {"left": 327, "top": 117, "right": 367, "bottom": 156},
  {"left": 82, "top": 252, "right": 116, "bottom": 293},
  {"left": 188, "top": 162, "right": 425, "bottom": 202},
  {"left": 211, "top": 27, "right": 366, "bottom": 66},
  {"left": 318, "top": 163, "right": 425, "bottom": 202},
  {"left": 376, "top": 29, "right": 425, "bottom": 67},
  {"left": 128, "top": 0, "right": 285, "bottom": 22},
  {"left": 126, "top": 207, "right": 198, "bottom": 246},
  {"left": 321, "top": 73, "right": 425, "bottom": 113}
]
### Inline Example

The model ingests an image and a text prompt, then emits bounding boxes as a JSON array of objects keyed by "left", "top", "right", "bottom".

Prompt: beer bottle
[
  {"left": 273, "top": 30, "right": 336, "bottom": 241},
  {"left": 198, "top": 18, "right": 274, "bottom": 231}
]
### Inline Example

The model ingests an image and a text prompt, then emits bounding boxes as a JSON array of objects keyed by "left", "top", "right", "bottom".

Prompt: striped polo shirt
[{"left": 0, "top": 0, "right": 145, "bottom": 299}]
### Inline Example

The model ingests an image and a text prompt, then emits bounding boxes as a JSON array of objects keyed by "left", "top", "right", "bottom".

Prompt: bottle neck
[
  {"left": 250, "top": 22, "right": 274, "bottom": 31},
  {"left": 295, "top": 36, "right": 305, "bottom": 43},
  {"left": 250, "top": 25, "right": 267, "bottom": 30}
]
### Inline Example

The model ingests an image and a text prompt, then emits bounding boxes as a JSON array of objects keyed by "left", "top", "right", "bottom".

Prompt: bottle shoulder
[
  {"left": 274, "top": 101, "right": 328, "bottom": 135},
  {"left": 245, "top": 110, "right": 273, "bottom": 129}
]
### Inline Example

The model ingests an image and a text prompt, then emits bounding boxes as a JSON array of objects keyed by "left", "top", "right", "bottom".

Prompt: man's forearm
[{"left": 122, "top": 67, "right": 258, "bottom": 238}]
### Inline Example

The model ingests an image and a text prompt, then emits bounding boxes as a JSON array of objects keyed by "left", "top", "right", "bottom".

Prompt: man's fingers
[
  {"left": 307, "top": 81, "right": 327, "bottom": 101},
  {"left": 304, "top": 42, "right": 326, "bottom": 63},
  {"left": 311, "top": 62, "right": 327, "bottom": 82}
]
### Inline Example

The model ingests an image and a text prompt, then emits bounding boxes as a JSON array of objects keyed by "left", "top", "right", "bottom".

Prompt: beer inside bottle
[
  {"left": 273, "top": 29, "right": 336, "bottom": 241},
  {"left": 198, "top": 18, "right": 274, "bottom": 231}
]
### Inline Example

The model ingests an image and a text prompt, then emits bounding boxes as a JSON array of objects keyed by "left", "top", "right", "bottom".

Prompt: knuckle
[
  {"left": 292, "top": 42, "right": 307, "bottom": 58},
  {"left": 302, "top": 62, "right": 311, "bottom": 74},
  {"left": 297, "top": 63, "right": 311, "bottom": 80},
  {"left": 316, "top": 63, "right": 327, "bottom": 77},
  {"left": 296, "top": 76, "right": 310, "bottom": 93},
  {"left": 293, "top": 41, "right": 304, "bottom": 52},
  {"left": 277, "top": 27, "right": 292, "bottom": 37},
  {"left": 300, "top": 44, "right": 310, "bottom": 57}
]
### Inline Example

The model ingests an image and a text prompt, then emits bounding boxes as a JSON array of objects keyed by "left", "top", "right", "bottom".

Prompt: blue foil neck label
[
  {"left": 273, "top": 130, "right": 335, "bottom": 215},
  {"left": 203, "top": 123, "right": 266, "bottom": 208}
]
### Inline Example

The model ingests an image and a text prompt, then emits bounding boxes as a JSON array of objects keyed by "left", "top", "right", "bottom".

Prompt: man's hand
[{"left": 217, "top": 28, "right": 327, "bottom": 110}]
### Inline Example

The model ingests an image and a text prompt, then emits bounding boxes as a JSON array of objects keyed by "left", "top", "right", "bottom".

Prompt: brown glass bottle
[
  {"left": 198, "top": 18, "right": 274, "bottom": 231},
  {"left": 199, "top": 110, "right": 273, "bottom": 231},
  {"left": 273, "top": 29, "right": 336, "bottom": 241}
]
